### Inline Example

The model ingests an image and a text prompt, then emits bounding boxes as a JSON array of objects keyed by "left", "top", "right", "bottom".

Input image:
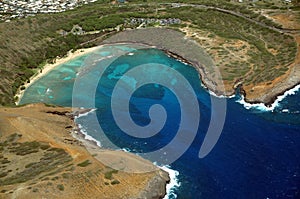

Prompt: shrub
[
  {"left": 57, "top": 184, "right": 64, "bottom": 191},
  {"left": 104, "top": 170, "right": 118, "bottom": 180},
  {"left": 111, "top": 180, "right": 120, "bottom": 185},
  {"left": 77, "top": 160, "right": 91, "bottom": 167},
  {"left": 40, "top": 144, "right": 50, "bottom": 150},
  {"left": 0, "top": 172, "right": 8, "bottom": 178},
  {"left": 62, "top": 173, "right": 70, "bottom": 179},
  {"left": 32, "top": 188, "right": 38, "bottom": 192}
]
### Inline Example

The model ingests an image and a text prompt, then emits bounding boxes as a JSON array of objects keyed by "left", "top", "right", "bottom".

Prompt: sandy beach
[
  {"left": 15, "top": 46, "right": 100, "bottom": 105},
  {"left": 15, "top": 32, "right": 300, "bottom": 108}
]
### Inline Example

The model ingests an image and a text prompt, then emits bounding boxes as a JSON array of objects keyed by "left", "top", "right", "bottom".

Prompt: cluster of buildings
[
  {"left": 0, "top": 0, "right": 97, "bottom": 22},
  {"left": 126, "top": 18, "right": 181, "bottom": 27}
]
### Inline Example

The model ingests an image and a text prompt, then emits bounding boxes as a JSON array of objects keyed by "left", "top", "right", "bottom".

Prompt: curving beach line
[
  {"left": 15, "top": 46, "right": 100, "bottom": 105},
  {"left": 16, "top": 43, "right": 300, "bottom": 112}
]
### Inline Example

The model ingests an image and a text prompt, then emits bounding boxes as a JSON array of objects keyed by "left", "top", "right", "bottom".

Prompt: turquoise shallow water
[{"left": 20, "top": 44, "right": 300, "bottom": 199}]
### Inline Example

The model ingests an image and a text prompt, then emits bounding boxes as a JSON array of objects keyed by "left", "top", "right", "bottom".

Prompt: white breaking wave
[
  {"left": 159, "top": 165, "right": 181, "bottom": 199},
  {"left": 237, "top": 95, "right": 275, "bottom": 111},
  {"left": 75, "top": 108, "right": 101, "bottom": 147},
  {"left": 75, "top": 109, "right": 181, "bottom": 198},
  {"left": 74, "top": 108, "right": 97, "bottom": 118},
  {"left": 121, "top": 148, "right": 132, "bottom": 152},
  {"left": 208, "top": 89, "right": 235, "bottom": 99},
  {"left": 236, "top": 84, "right": 300, "bottom": 112},
  {"left": 77, "top": 123, "right": 101, "bottom": 147}
]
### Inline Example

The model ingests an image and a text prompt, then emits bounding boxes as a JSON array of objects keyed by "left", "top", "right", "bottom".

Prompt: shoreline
[
  {"left": 14, "top": 42, "right": 154, "bottom": 105},
  {"left": 12, "top": 41, "right": 298, "bottom": 199},
  {"left": 16, "top": 41, "right": 300, "bottom": 111},
  {"left": 0, "top": 104, "right": 170, "bottom": 199},
  {"left": 102, "top": 41, "right": 300, "bottom": 110},
  {"left": 14, "top": 46, "right": 100, "bottom": 105},
  {"left": 100, "top": 28, "right": 300, "bottom": 108},
  {"left": 73, "top": 108, "right": 178, "bottom": 197},
  {"left": 237, "top": 83, "right": 300, "bottom": 111},
  {"left": 165, "top": 47, "right": 300, "bottom": 110}
]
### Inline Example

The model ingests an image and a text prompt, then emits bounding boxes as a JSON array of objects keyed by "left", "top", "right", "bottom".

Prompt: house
[{"left": 70, "top": 24, "right": 85, "bottom": 35}]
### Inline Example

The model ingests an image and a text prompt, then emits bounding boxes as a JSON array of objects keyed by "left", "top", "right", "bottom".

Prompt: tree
[{"left": 292, "top": 0, "right": 300, "bottom": 6}]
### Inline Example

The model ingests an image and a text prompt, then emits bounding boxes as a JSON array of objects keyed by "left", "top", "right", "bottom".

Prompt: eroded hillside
[{"left": 0, "top": 104, "right": 169, "bottom": 199}]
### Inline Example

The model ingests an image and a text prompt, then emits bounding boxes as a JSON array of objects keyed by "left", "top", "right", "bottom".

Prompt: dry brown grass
[{"left": 0, "top": 104, "right": 168, "bottom": 199}]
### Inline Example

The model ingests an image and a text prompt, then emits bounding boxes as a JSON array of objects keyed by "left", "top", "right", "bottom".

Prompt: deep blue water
[{"left": 20, "top": 44, "right": 300, "bottom": 199}]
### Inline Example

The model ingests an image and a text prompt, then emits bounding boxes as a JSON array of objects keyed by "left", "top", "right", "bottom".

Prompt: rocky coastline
[
  {"left": 0, "top": 104, "right": 170, "bottom": 199},
  {"left": 101, "top": 27, "right": 300, "bottom": 107}
]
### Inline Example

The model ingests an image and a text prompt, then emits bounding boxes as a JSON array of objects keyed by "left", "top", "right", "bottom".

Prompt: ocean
[{"left": 20, "top": 44, "right": 300, "bottom": 199}]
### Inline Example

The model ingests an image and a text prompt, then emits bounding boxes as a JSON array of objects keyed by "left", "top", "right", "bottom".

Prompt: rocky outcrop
[{"left": 137, "top": 170, "right": 170, "bottom": 199}]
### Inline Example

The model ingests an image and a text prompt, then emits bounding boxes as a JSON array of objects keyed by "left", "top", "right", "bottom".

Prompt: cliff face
[{"left": 0, "top": 104, "right": 169, "bottom": 199}]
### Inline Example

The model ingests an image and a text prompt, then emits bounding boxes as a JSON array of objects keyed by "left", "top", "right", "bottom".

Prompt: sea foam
[
  {"left": 74, "top": 108, "right": 181, "bottom": 199},
  {"left": 236, "top": 84, "right": 300, "bottom": 112},
  {"left": 75, "top": 109, "right": 101, "bottom": 147},
  {"left": 74, "top": 108, "right": 97, "bottom": 118},
  {"left": 77, "top": 123, "right": 101, "bottom": 147},
  {"left": 159, "top": 165, "right": 181, "bottom": 199}
]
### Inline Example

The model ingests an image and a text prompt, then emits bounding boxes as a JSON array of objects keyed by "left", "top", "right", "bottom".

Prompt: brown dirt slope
[
  {"left": 0, "top": 104, "right": 169, "bottom": 199},
  {"left": 245, "top": 10, "right": 300, "bottom": 104}
]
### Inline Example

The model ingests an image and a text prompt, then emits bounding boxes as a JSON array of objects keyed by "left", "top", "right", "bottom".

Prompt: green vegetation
[
  {"left": 32, "top": 188, "right": 38, "bottom": 192},
  {"left": 0, "top": 0, "right": 298, "bottom": 105},
  {"left": 104, "top": 169, "right": 118, "bottom": 180},
  {"left": 9, "top": 141, "right": 41, "bottom": 156},
  {"left": 62, "top": 173, "right": 71, "bottom": 179},
  {"left": 0, "top": 135, "right": 73, "bottom": 186},
  {"left": 160, "top": 5, "right": 296, "bottom": 85},
  {"left": 77, "top": 160, "right": 92, "bottom": 167},
  {"left": 0, "top": 172, "right": 8, "bottom": 178},
  {"left": 57, "top": 184, "right": 65, "bottom": 191},
  {"left": 111, "top": 179, "right": 120, "bottom": 185},
  {"left": 51, "top": 176, "right": 60, "bottom": 181}
]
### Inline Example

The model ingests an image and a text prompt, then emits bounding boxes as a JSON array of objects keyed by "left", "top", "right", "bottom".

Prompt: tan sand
[{"left": 15, "top": 46, "right": 100, "bottom": 105}]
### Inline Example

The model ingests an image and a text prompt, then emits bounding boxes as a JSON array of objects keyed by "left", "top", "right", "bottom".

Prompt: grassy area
[
  {"left": 0, "top": 134, "right": 72, "bottom": 186},
  {"left": 0, "top": 0, "right": 298, "bottom": 105},
  {"left": 77, "top": 160, "right": 92, "bottom": 167},
  {"left": 104, "top": 169, "right": 118, "bottom": 180},
  {"left": 158, "top": 5, "right": 296, "bottom": 87}
]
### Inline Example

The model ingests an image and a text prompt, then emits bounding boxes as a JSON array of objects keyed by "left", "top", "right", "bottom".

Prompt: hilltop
[
  {"left": 0, "top": 0, "right": 299, "bottom": 198},
  {"left": 0, "top": 104, "right": 169, "bottom": 198},
  {"left": 0, "top": 0, "right": 299, "bottom": 106}
]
